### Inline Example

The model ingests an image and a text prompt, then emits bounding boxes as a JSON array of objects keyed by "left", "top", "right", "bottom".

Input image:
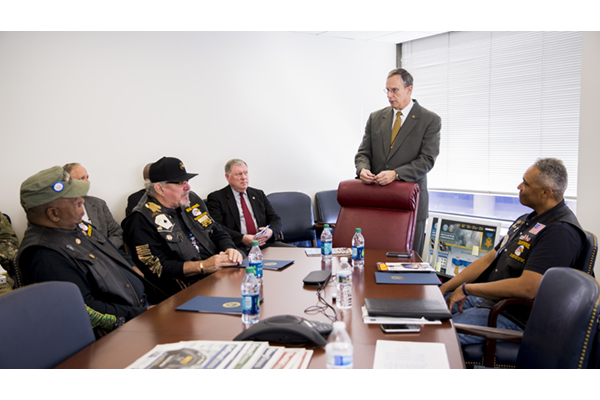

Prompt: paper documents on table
[
  {"left": 376, "top": 262, "right": 435, "bottom": 272},
  {"left": 126, "top": 340, "right": 312, "bottom": 369},
  {"left": 361, "top": 306, "right": 441, "bottom": 325},
  {"left": 373, "top": 340, "right": 450, "bottom": 369},
  {"left": 304, "top": 248, "right": 351, "bottom": 257}
]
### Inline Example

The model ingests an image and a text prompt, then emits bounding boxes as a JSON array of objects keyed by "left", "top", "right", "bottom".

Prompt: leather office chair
[
  {"left": 332, "top": 179, "right": 420, "bottom": 251},
  {"left": 314, "top": 190, "right": 340, "bottom": 229},
  {"left": 266, "top": 191, "right": 317, "bottom": 247},
  {"left": 456, "top": 267, "right": 600, "bottom": 368},
  {"left": 459, "top": 230, "right": 598, "bottom": 368},
  {"left": 0, "top": 281, "right": 96, "bottom": 368}
]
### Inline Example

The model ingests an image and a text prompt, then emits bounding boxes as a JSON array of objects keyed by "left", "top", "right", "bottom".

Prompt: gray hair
[
  {"left": 225, "top": 159, "right": 247, "bottom": 174},
  {"left": 533, "top": 158, "right": 568, "bottom": 199},
  {"left": 145, "top": 180, "right": 165, "bottom": 196},
  {"left": 387, "top": 68, "right": 414, "bottom": 88},
  {"left": 62, "top": 162, "right": 81, "bottom": 174}
]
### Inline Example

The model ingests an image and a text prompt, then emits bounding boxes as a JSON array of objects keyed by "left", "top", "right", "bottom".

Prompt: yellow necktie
[{"left": 390, "top": 111, "right": 402, "bottom": 149}]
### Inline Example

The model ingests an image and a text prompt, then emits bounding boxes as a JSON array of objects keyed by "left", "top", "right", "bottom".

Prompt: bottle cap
[
  {"left": 355, "top": 228, "right": 361, "bottom": 232},
  {"left": 252, "top": 240, "right": 259, "bottom": 246},
  {"left": 324, "top": 224, "right": 329, "bottom": 228},
  {"left": 333, "top": 321, "right": 346, "bottom": 330}
]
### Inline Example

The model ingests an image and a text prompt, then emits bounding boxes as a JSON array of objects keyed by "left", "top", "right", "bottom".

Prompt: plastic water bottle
[
  {"left": 241, "top": 265, "right": 260, "bottom": 325},
  {"left": 336, "top": 257, "right": 352, "bottom": 309},
  {"left": 325, "top": 321, "right": 353, "bottom": 369},
  {"left": 352, "top": 228, "right": 365, "bottom": 268},
  {"left": 249, "top": 240, "right": 264, "bottom": 300},
  {"left": 321, "top": 224, "right": 332, "bottom": 261}
]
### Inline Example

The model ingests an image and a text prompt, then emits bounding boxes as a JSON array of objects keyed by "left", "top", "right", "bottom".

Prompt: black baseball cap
[{"left": 149, "top": 157, "right": 198, "bottom": 183}]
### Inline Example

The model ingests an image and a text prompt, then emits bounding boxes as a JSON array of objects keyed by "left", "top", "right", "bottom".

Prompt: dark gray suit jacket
[
  {"left": 206, "top": 186, "right": 282, "bottom": 250},
  {"left": 355, "top": 99, "right": 441, "bottom": 221},
  {"left": 83, "top": 195, "right": 124, "bottom": 249}
]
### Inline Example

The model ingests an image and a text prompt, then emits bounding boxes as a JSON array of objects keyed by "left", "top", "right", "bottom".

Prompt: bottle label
[
  {"left": 321, "top": 242, "right": 332, "bottom": 256},
  {"left": 337, "top": 271, "right": 352, "bottom": 284},
  {"left": 352, "top": 246, "right": 364, "bottom": 261},
  {"left": 242, "top": 293, "right": 259, "bottom": 315},
  {"left": 250, "top": 261, "right": 263, "bottom": 278},
  {"left": 333, "top": 354, "right": 353, "bottom": 366}
]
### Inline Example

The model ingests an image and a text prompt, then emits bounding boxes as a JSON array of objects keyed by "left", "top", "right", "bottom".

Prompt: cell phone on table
[
  {"left": 380, "top": 324, "right": 421, "bottom": 333},
  {"left": 386, "top": 251, "right": 413, "bottom": 258}
]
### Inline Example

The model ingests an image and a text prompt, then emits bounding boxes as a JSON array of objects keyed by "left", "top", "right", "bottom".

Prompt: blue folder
[
  {"left": 374, "top": 271, "right": 441, "bottom": 285},
  {"left": 176, "top": 296, "right": 243, "bottom": 314},
  {"left": 237, "top": 259, "right": 294, "bottom": 271}
]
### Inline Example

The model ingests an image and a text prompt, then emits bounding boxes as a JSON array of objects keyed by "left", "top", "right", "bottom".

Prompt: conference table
[{"left": 56, "top": 247, "right": 465, "bottom": 369}]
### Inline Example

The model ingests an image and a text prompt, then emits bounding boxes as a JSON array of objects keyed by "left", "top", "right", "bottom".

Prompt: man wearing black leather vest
[
  {"left": 17, "top": 166, "right": 151, "bottom": 333},
  {"left": 440, "top": 158, "right": 585, "bottom": 345},
  {"left": 122, "top": 157, "right": 243, "bottom": 297}
]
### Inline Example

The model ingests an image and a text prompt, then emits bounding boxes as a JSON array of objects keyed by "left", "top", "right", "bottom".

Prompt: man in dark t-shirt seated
[{"left": 440, "top": 158, "right": 585, "bottom": 345}]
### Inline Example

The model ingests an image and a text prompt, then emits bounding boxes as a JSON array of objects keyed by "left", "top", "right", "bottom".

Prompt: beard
[{"left": 180, "top": 191, "right": 191, "bottom": 208}]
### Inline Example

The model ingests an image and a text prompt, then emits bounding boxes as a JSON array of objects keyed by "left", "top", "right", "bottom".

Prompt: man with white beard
[{"left": 122, "top": 156, "right": 242, "bottom": 298}]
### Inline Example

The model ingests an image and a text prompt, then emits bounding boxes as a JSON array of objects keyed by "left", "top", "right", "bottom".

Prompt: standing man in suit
[
  {"left": 63, "top": 163, "right": 124, "bottom": 249},
  {"left": 207, "top": 159, "right": 285, "bottom": 255},
  {"left": 355, "top": 68, "right": 441, "bottom": 255}
]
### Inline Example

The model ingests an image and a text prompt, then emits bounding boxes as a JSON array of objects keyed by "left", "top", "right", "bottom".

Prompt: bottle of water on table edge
[
  {"left": 249, "top": 240, "right": 264, "bottom": 301},
  {"left": 241, "top": 265, "right": 260, "bottom": 325},
  {"left": 321, "top": 224, "right": 332, "bottom": 261},
  {"left": 336, "top": 257, "right": 352, "bottom": 309},
  {"left": 352, "top": 227, "right": 364, "bottom": 268},
  {"left": 325, "top": 321, "right": 353, "bottom": 369}
]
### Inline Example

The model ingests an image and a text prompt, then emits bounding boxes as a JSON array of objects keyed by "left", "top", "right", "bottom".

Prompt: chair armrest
[
  {"left": 454, "top": 323, "right": 523, "bottom": 343},
  {"left": 488, "top": 298, "right": 534, "bottom": 328}
]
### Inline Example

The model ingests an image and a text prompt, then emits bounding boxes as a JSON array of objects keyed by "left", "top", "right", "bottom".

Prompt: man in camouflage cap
[
  {"left": 0, "top": 213, "right": 18, "bottom": 297},
  {"left": 16, "top": 166, "right": 154, "bottom": 333}
]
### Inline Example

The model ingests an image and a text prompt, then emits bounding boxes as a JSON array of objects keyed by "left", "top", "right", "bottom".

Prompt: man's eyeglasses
[
  {"left": 383, "top": 87, "right": 406, "bottom": 95},
  {"left": 166, "top": 181, "right": 188, "bottom": 186}
]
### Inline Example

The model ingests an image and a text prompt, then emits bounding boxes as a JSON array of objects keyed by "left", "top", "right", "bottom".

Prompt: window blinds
[{"left": 401, "top": 31, "right": 583, "bottom": 198}]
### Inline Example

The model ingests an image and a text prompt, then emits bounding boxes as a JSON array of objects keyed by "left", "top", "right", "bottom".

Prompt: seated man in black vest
[
  {"left": 17, "top": 166, "right": 152, "bottom": 334},
  {"left": 207, "top": 158, "right": 288, "bottom": 256},
  {"left": 122, "top": 156, "right": 243, "bottom": 297},
  {"left": 441, "top": 158, "right": 585, "bottom": 345}
]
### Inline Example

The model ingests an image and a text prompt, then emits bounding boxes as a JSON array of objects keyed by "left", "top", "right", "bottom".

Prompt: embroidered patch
[
  {"left": 154, "top": 214, "right": 173, "bottom": 231},
  {"left": 514, "top": 245, "right": 525, "bottom": 256},
  {"left": 529, "top": 223, "right": 546, "bottom": 235},
  {"left": 52, "top": 182, "right": 64, "bottom": 192},
  {"left": 145, "top": 202, "right": 162, "bottom": 213}
]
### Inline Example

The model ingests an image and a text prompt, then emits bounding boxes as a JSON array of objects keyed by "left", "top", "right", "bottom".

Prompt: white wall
[
  {"left": 577, "top": 31, "right": 600, "bottom": 276},
  {"left": 0, "top": 32, "right": 395, "bottom": 238}
]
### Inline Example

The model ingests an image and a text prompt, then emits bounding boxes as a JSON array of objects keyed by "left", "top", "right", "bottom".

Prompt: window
[{"left": 401, "top": 32, "right": 583, "bottom": 200}]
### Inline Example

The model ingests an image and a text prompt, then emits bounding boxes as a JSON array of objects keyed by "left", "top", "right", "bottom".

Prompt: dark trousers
[{"left": 413, "top": 219, "right": 426, "bottom": 256}]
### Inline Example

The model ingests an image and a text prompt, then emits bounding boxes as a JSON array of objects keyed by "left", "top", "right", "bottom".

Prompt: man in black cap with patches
[{"left": 122, "top": 156, "right": 243, "bottom": 297}]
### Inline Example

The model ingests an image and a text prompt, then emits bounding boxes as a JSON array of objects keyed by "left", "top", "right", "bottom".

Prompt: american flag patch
[{"left": 529, "top": 223, "right": 546, "bottom": 235}]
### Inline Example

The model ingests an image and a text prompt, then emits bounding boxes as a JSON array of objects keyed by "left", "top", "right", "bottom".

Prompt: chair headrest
[{"left": 337, "top": 179, "right": 419, "bottom": 211}]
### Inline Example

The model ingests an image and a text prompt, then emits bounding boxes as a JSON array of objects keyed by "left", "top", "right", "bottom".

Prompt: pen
[{"left": 254, "top": 225, "right": 270, "bottom": 238}]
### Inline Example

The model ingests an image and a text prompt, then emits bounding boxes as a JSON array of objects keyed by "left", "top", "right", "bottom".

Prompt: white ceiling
[{"left": 293, "top": 31, "right": 448, "bottom": 44}]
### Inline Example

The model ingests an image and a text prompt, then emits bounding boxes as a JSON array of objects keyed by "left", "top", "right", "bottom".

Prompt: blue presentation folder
[
  {"left": 237, "top": 259, "right": 294, "bottom": 271},
  {"left": 176, "top": 296, "right": 243, "bottom": 315},
  {"left": 375, "top": 271, "right": 441, "bottom": 285}
]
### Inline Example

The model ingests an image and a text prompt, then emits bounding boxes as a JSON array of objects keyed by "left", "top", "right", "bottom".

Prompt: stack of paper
[
  {"left": 126, "top": 340, "right": 313, "bottom": 369},
  {"left": 304, "top": 248, "right": 351, "bottom": 257}
]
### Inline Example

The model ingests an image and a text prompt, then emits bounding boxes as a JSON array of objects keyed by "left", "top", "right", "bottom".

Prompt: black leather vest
[
  {"left": 17, "top": 222, "right": 145, "bottom": 307},
  {"left": 481, "top": 201, "right": 584, "bottom": 284},
  {"left": 133, "top": 193, "right": 218, "bottom": 261}
]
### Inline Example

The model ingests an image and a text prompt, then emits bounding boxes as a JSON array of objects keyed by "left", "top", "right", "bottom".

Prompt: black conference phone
[{"left": 233, "top": 315, "right": 333, "bottom": 346}]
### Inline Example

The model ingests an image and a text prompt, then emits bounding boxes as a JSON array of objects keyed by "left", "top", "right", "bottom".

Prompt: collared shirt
[
  {"left": 230, "top": 186, "right": 257, "bottom": 235},
  {"left": 391, "top": 99, "right": 414, "bottom": 131}
]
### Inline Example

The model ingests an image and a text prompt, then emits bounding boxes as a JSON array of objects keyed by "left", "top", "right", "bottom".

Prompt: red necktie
[{"left": 241, "top": 192, "right": 257, "bottom": 235}]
